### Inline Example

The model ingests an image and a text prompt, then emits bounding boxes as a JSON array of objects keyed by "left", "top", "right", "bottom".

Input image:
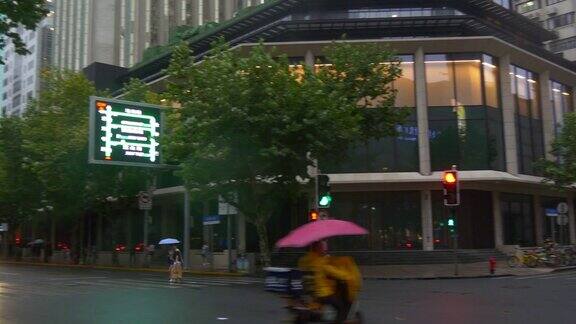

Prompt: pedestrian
[
  {"left": 169, "top": 246, "right": 183, "bottom": 284},
  {"left": 201, "top": 243, "right": 210, "bottom": 268}
]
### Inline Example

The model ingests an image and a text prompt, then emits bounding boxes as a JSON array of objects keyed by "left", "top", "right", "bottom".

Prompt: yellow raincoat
[{"left": 298, "top": 251, "right": 362, "bottom": 302}]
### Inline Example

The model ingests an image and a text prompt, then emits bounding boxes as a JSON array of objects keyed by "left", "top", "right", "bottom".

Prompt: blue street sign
[
  {"left": 545, "top": 208, "right": 559, "bottom": 217},
  {"left": 203, "top": 215, "right": 221, "bottom": 225}
]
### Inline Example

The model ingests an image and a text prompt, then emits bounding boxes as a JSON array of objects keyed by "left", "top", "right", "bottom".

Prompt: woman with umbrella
[{"left": 159, "top": 238, "right": 183, "bottom": 284}]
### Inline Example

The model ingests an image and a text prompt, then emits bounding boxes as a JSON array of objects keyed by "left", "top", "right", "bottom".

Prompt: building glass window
[
  {"left": 392, "top": 55, "right": 415, "bottom": 108},
  {"left": 546, "top": 12, "right": 575, "bottom": 29},
  {"left": 330, "top": 191, "right": 422, "bottom": 251},
  {"left": 511, "top": 65, "right": 544, "bottom": 175},
  {"left": 546, "top": 0, "right": 566, "bottom": 5},
  {"left": 501, "top": 193, "right": 535, "bottom": 246},
  {"left": 433, "top": 190, "right": 495, "bottom": 249},
  {"left": 550, "top": 36, "right": 576, "bottom": 52},
  {"left": 483, "top": 55, "right": 499, "bottom": 108},
  {"left": 425, "top": 54, "right": 483, "bottom": 106},
  {"left": 550, "top": 80, "right": 573, "bottom": 130},
  {"left": 427, "top": 53, "right": 505, "bottom": 171},
  {"left": 322, "top": 55, "right": 418, "bottom": 173},
  {"left": 493, "top": 0, "right": 511, "bottom": 8},
  {"left": 515, "top": 1, "right": 539, "bottom": 14}
]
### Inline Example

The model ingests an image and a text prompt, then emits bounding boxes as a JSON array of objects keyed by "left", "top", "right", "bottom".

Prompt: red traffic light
[
  {"left": 309, "top": 210, "right": 319, "bottom": 221},
  {"left": 442, "top": 169, "right": 460, "bottom": 206},
  {"left": 442, "top": 171, "right": 457, "bottom": 185}
]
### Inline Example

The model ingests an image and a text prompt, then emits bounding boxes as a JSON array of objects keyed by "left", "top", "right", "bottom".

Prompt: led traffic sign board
[{"left": 89, "top": 96, "right": 165, "bottom": 167}]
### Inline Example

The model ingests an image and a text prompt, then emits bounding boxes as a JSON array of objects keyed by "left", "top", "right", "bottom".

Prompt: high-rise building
[
  {"left": 0, "top": 13, "right": 54, "bottom": 117},
  {"left": 513, "top": 0, "right": 576, "bottom": 61},
  {"left": 53, "top": 0, "right": 265, "bottom": 70}
]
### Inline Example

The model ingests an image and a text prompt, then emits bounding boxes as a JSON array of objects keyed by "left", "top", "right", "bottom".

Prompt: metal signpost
[
  {"left": 89, "top": 96, "right": 169, "bottom": 266},
  {"left": 557, "top": 203, "right": 569, "bottom": 245},
  {"left": 546, "top": 208, "right": 559, "bottom": 242},
  {"left": 138, "top": 191, "right": 153, "bottom": 249},
  {"left": 219, "top": 196, "right": 237, "bottom": 272}
]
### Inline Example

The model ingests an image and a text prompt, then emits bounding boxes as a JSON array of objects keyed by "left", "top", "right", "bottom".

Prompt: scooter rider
[{"left": 298, "top": 241, "right": 352, "bottom": 323}]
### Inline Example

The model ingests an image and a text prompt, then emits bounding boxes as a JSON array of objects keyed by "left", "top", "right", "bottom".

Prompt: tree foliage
[
  {"left": 0, "top": 0, "right": 49, "bottom": 64},
  {"left": 0, "top": 71, "right": 161, "bottom": 240},
  {"left": 539, "top": 112, "right": 576, "bottom": 189},
  {"left": 0, "top": 116, "right": 42, "bottom": 225},
  {"left": 165, "top": 41, "right": 406, "bottom": 264}
]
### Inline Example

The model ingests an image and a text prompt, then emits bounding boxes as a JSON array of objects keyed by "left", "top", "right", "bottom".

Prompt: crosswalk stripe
[
  {"left": 47, "top": 276, "right": 109, "bottom": 281},
  {"left": 0, "top": 284, "right": 69, "bottom": 297},
  {"left": 95, "top": 279, "right": 189, "bottom": 289},
  {"left": 137, "top": 278, "right": 227, "bottom": 286}
]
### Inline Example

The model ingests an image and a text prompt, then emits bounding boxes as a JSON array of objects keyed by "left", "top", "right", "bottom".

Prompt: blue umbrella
[{"left": 159, "top": 238, "right": 180, "bottom": 245}]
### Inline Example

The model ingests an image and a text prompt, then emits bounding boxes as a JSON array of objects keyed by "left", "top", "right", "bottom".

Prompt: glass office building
[{"left": 115, "top": 0, "right": 576, "bottom": 253}]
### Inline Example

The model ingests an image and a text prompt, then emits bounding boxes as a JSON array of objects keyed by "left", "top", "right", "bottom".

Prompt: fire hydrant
[{"left": 489, "top": 257, "right": 496, "bottom": 275}]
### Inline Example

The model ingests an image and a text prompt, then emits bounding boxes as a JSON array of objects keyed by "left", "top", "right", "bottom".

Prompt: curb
[
  {"left": 550, "top": 266, "right": 576, "bottom": 273},
  {"left": 364, "top": 274, "right": 512, "bottom": 281},
  {"left": 0, "top": 261, "right": 248, "bottom": 277}
]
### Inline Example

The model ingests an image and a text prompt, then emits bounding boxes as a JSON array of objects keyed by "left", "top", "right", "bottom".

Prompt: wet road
[{"left": 0, "top": 264, "right": 575, "bottom": 323}]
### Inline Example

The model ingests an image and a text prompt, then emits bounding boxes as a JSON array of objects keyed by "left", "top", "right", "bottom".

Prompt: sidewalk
[
  {"left": 0, "top": 260, "right": 247, "bottom": 277},
  {"left": 360, "top": 261, "right": 576, "bottom": 280}
]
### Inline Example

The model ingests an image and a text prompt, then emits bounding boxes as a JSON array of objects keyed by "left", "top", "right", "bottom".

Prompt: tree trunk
[
  {"left": 50, "top": 217, "right": 56, "bottom": 252},
  {"left": 255, "top": 219, "right": 270, "bottom": 268}
]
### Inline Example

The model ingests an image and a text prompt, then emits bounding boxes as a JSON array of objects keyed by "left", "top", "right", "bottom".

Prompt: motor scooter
[{"left": 265, "top": 267, "right": 363, "bottom": 324}]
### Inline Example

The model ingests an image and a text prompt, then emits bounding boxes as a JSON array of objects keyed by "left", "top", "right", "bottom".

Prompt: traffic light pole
[
  {"left": 451, "top": 207, "right": 458, "bottom": 276},
  {"left": 314, "top": 172, "right": 319, "bottom": 210}
]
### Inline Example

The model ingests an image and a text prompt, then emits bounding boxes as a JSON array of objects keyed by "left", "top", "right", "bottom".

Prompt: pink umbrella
[{"left": 275, "top": 219, "right": 368, "bottom": 248}]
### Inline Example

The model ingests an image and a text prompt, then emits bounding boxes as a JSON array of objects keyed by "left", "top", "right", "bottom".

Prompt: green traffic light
[
  {"left": 447, "top": 219, "right": 455, "bottom": 227},
  {"left": 319, "top": 194, "right": 332, "bottom": 207}
]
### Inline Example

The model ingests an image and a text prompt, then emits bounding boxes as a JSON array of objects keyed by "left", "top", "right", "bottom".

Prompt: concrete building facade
[
  {"left": 513, "top": 0, "right": 576, "bottom": 61},
  {"left": 52, "top": 0, "right": 266, "bottom": 70},
  {"left": 0, "top": 15, "right": 54, "bottom": 117}
]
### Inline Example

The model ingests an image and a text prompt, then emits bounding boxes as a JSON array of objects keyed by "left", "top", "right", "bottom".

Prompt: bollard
[{"left": 489, "top": 257, "right": 496, "bottom": 275}]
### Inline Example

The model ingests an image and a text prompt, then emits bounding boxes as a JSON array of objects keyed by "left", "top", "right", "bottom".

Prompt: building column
[
  {"left": 415, "top": 47, "right": 431, "bottom": 175},
  {"left": 421, "top": 190, "right": 433, "bottom": 251},
  {"left": 183, "top": 190, "right": 191, "bottom": 269},
  {"left": 499, "top": 55, "right": 519, "bottom": 175},
  {"left": 568, "top": 194, "right": 576, "bottom": 244},
  {"left": 160, "top": 205, "right": 169, "bottom": 238},
  {"left": 539, "top": 71, "right": 555, "bottom": 161},
  {"left": 492, "top": 191, "right": 504, "bottom": 247},
  {"left": 533, "top": 195, "right": 544, "bottom": 246}
]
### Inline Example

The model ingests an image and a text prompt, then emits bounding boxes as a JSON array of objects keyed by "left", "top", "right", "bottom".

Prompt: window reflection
[
  {"left": 427, "top": 54, "right": 505, "bottom": 171},
  {"left": 510, "top": 65, "right": 544, "bottom": 175},
  {"left": 550, "top": 80, "right": 573, "bottom": 130},
  {"left": 425, "top": 54, "right": 487, "bottom": 106},
  {"left": 330, "top": 191, "right": 422, "bottom": 251},
  {"left": 392, "top": 55, "right": 415, "bottom": 107}
]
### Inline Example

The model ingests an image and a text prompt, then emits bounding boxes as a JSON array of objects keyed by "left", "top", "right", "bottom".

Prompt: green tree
[
  {"left": 22, "top": 70, "right": 150, "bottom": 252},
  {"left": 0, "top": 116, "right": 43, "bottom": 227},
  {"left": 165, "top": 41, "right": 405, "bottom": 265},
  {"left": 539, "top": 112, "right": 576, "bottom": 189},
  {"left": 0, "top": 0, "right": 49, "bottom": 64}
]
